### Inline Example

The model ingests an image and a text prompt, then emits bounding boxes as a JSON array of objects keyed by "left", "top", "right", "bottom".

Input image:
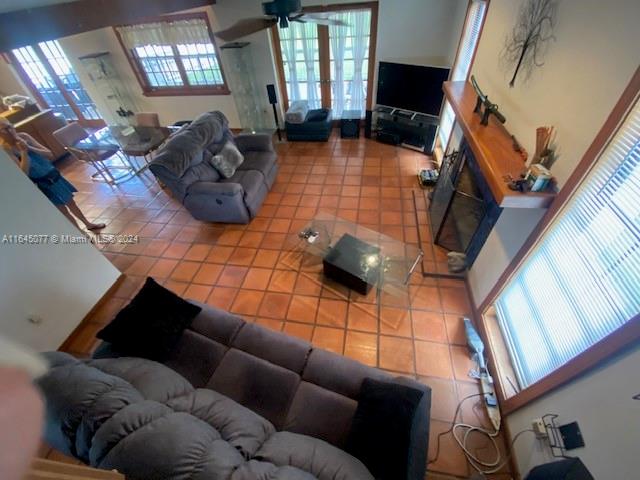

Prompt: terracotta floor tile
[
  {"left": 268, "top": 218, "right": 291, "bottom": 233},
  {"left": 170, "top": 261, "right": 200, "bottom": 282},
  {"left": 378, "top": 336, "right": 414, "bottom": 373},
  {"left": 217, "top": 265, "right": 248, "bottom": 288},
  {"left": 206, "top": 245, "right": 235, "bottom": 263},
  {"left": 125, "top": 256, "right": 156, "bottom": 276},
  {"left": 419, "top": 376, "right": 458, "bottom": 422},
  {"left": 450, "top": 345, "right": 476, "bottom": 382},
  {"left": 207, "top": 287, "right": 238, "bottom": 310},
  {"left": 344, "top": 331, "right": 377, "bottom": 367},
  {"left": 183, "top": 243, "right": 212, "bottom": 262},
  {"left": 254, "top": 317, "right": 284, "bottom": 332},
  {"left": 444, "top": 314, "right": 467, "bottom": 345},
  {"left": 163, "top": 279, "right": 189, "bottom": 296},
  {"left": 316, "top": 298, "right": 348, "bottom": 327},
  {"left": 142, "top": 239, "right": 170, "bottom": 257},
  {"left": 410, "top": 285, "right": 442, "bottom": 311},
  {"left": 184, "top": 284, "right": 212, "bottom": 303},
  {"left": 148, "top": 258, "right": 178, "bottom": 279},
  {"left": 294, "top": 273, "right": 323, "bottom": 296},
  {"left": 440, "top": 286, "right": 472, "bottom": 315},
  {"left": 312, "top": 326, "right": 345, "bottom": 354},
  {"left": 412, "top": 310, "right": 448, "bottom": 343},
  {"left": 238, "top": 231, "right": 265, "bottom": 248},
  {"left": 414, "top": 340, "right": 454, "bottom": 378},
  {"left": 228, "top": 247, "right": 258, "bottom": 266},
  {"left": 379, "top": 307, "right": 412, "bottom": 337},
  {"left": 258, "top": 292, "right": 291, "bottom": 319},
  {"left": 231, "top": 290, "right": 265, "bottom": 316},
  {"left": 347, "top": 303, "right": 378, "bottom": 332},
  {"left": 286, "top": 295, "right": 319, "bottom": 323},
  {"left": 283, "top": 322, "right": 314, "bottom": 341},
  {"left": 252, "top": 248, "right": 281, "bottom": 268},
  {"left": 242, "top": 267, "right": 273, "bottom": 290},
  {"left": 428, "top": 419, "right": 470, "bottom": 477},
  {"left": 162, "top": 241, "right": 190, "bottom": 259},
  {"left": 192, "top": 263, "right": 224, "bottom": 285},
  {"left": 268, "top": 269, "right": 297, "bottom": 293},
  {"left": 216, "top": 229, "right": 244, "bottom": 246}
]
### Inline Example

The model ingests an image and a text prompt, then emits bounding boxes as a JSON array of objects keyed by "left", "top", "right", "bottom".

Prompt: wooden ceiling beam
[{"left": 0, "top": 0, "right": 216, "bottom": 51}]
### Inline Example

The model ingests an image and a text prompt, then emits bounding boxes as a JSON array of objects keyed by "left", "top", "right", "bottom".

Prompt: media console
[{"left": 373, "top": 105, "right": 438, "bottom": 155}]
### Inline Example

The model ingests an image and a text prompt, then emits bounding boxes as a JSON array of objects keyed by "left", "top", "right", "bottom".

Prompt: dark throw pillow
[
  {"left": 345, "top": 377, "right": 424, "bottom": 480},
  {"left": 96, "top": 277, "right": 202, "bottom": 361}
]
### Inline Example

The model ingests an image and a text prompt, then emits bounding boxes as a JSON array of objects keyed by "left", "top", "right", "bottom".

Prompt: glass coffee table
[{"left": 282, "top": 212, "right": 423, "bottom": 329}]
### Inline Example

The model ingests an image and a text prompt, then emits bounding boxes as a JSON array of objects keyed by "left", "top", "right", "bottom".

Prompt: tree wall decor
[{"left": 501, "top": 0, "right": 558, "bottom": 87}]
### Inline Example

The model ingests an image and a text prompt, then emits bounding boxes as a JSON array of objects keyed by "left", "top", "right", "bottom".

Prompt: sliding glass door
[
  {"left": 8, "top": 40, "right": 104, "bottom": 127},
  {"left": 272, "top": 2, "right": 377, "bottom": 118}
]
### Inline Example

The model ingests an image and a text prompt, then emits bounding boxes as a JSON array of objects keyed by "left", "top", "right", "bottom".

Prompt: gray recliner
[
  {"left": 149, "top": 112, "right": 278, "bottom": 223},
  {"left": 37, "top": 302, "right": 431, "bottom": 480}
]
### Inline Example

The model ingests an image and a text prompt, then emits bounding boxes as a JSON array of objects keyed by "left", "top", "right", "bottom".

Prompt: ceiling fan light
[{"left": 279, "top": 16, "right": 289, "bottom": 28}]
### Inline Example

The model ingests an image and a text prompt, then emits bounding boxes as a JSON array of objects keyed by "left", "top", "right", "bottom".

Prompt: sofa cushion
[
  {"left": 285, "top": 101, "right": 309, "bottom": 124},
  {"left": 211, "top": 140, "right": 245, "bottom": 178},
  {"left": 345, "top": 378, "right": 425, "bottom": 480},
  {"left": 222, "top": 169, "right": 268, "bottom": 218},
  {"left": 167, "top": 389, "right": 276, "bottom": 458},
  {"left": 305, "top": 109, "right": 330, "bottom": 122},
  {"left": 180, "top": 156, "right": 221, "bottom": 186},
  {"left": 207, "top": 349, "right": 300, "bottom": 429},
  {"left": 284, "top": 381, "right": 357, "bottom": 447},
  {"left": 231, "top": 460, "right": 317, "bottom": 480},
  {"left": 96, "top": 277, "right": 202, "bottom": 361},
  {"left": 255, "top": 431, "right": 374, "bottom": 480}
]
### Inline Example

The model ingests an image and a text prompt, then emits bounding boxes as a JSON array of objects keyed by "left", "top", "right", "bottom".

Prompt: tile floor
[{"left": 41, "top": 131, "right": 513, "bottom": 479}]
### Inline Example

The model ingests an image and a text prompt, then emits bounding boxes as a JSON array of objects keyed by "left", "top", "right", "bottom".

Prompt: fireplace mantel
[{"left": 443, "top": 81, "right": 555, "bottom": 209}]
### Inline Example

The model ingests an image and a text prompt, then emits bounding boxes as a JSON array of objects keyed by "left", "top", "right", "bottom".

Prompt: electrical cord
[{"left": 428, "top": 392, "right": 536, "bottom": 476}]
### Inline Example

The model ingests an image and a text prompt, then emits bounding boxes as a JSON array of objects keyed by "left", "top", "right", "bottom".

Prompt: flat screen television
[{"left": 376, "top": 62, "right": 450, "bottom": 116}]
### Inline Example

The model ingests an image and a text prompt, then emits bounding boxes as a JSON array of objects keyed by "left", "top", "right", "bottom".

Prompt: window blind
[
  {"left": 495, "top": 98, "right": 640, "bottom": 388},
  {"left": 438, "top": 0, "right": 487, "bottom": 147}
]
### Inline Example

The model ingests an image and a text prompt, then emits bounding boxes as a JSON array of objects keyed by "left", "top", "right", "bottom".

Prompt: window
[
  {"left": 272, "top": 3, "right": 377, "bottom": 117},
  {"left": 439, "top": 0, "right": 488, "bottom": 149},
  {"left": 115, "top": 13, "right": 228, "bottom": 96},
  {"left": 494, "top": 98, "right": 640, "bottom": 389},
  {"left": 9, "top": 40, "right": 102, "bottom": 126}
]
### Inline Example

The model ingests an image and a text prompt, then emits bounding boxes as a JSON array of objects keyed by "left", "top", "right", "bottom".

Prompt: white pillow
[{"left": 210, "top": 141, "right": 244, "bottom": 178}]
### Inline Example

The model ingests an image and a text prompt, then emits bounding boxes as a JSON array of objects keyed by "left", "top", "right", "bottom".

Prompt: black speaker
[
  {"left": 525, "top": 458, "right": 593, "bottom": 480},
  {"left": 341, "top": 118, "right": 360, "bottom": 138},
  {"left": 364, "top": 109, "right": 372, "bottom": 138},
  {"left": 266, "top": 84, "right": 277, "bottom": 105}
]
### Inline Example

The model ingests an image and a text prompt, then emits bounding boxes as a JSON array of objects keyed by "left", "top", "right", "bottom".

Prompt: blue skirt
[{"left": 36, "top": 174, "right": 77, "bottom": 206}]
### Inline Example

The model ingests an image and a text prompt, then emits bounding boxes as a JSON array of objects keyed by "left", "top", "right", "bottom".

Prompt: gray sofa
[
  {"left": 38, "top": 302, "right": 431, "bottom": 480},
  {"left": 149, "top": 112, "right": 278, "bottom": 223}
]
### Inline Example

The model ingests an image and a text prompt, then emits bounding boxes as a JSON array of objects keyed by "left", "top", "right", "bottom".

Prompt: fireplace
[
  {"left": 429, "top": 81, "right": 556, "bottom": 269},
  {"left": 430, "top": 139, "right": 501, "bottom": 265}
]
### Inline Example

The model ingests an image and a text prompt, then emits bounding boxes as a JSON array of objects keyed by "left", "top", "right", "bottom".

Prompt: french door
[
  {"left": 271, "top": 2, "right": 378, "bottom": 118},
  {"left": 7, "top": 40, "right": 104, "bottom": 128}
]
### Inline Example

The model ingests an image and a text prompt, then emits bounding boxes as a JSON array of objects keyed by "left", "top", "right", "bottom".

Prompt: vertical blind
[
  {"left": 495, "top": 98, "right": 640, "bottom": 388},
  {"left": 438, "top": 0, "right": 487, "bottom": 148}
]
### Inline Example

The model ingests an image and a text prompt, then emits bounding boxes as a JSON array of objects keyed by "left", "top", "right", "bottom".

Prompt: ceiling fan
[{"left": 214, "top": 0, "right": 347, "bottom": 42}]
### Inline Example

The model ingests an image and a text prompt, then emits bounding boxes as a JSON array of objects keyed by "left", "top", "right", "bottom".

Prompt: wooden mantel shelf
[{"left": 443, "top": 81, "right": 555, "bottom": 209}]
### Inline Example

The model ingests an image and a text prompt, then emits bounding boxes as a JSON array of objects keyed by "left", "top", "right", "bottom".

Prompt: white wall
[
  {"left": 507, "top": 344, "right": 640, "bottom": 479},
  {"left": 463, "top": 0, "right": 640, "bottom": 477},
  {"left": 0, "top": 150, "right": 120, "bottom": 351},
  {"left": 467, "top": 0, "right": 640, "bottom": 306}
]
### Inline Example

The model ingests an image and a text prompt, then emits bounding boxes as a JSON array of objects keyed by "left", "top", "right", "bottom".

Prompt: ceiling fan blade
[
  {"left": 214, "top": 17, "right": 277, "bottom": 41},
  {"left": 293, "top": 13, "right": 349, "bottom": 27}
]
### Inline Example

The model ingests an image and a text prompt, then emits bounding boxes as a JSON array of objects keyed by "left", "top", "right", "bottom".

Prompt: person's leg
[
  {"left": 65, "top": 199, "right": 105, "bottom": 230},
  {"left": 56, "top": 205, "right": 82, "bottom": 230}
]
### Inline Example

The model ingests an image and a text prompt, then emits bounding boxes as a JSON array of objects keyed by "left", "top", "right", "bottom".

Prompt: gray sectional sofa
[
  {"left": 149, "top": 112, "right": 278, "bottom": 223},
  {"left": 38, "top": 302, "right": 431, "bottom": 480}
]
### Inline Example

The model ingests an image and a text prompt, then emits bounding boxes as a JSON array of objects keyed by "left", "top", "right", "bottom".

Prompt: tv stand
[{"left": 373, "top": 105, "right": 438, "bottom": 155}]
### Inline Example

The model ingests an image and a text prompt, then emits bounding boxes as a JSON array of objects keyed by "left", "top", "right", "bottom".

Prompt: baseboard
[{"left": 58, "top": 273, "right": 125, "bottom": 352}]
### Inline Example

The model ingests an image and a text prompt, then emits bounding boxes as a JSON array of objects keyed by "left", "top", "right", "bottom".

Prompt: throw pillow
[
  {"left": 210, "top": 140, "right": 244, "bottom": 178},
  {"left": 96, "top": 277, "right": 202, "bottom": 361},
  {"left": 345, "top": 377, "right": 424, "bottom": 480}
]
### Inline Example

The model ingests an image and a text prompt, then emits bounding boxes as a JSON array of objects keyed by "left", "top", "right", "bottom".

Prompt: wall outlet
[{"left": 532, "top": 418, "right": 547, "bottom": 438}]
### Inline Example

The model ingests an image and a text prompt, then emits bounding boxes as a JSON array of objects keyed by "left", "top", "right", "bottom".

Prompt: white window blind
[
  {"left": 495, "top": 98, "right": 640, "bottom": 388},
  {"left": 438, "top": 0, "right": 487, "bottom": 148}
]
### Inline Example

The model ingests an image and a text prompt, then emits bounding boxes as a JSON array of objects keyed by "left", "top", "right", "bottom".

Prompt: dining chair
[
  {"left": 135, "top": 112, "right": 161, "bottom": 128},
  {"left": 53, "top": 122, "right": 130, "bottom": 185}
]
